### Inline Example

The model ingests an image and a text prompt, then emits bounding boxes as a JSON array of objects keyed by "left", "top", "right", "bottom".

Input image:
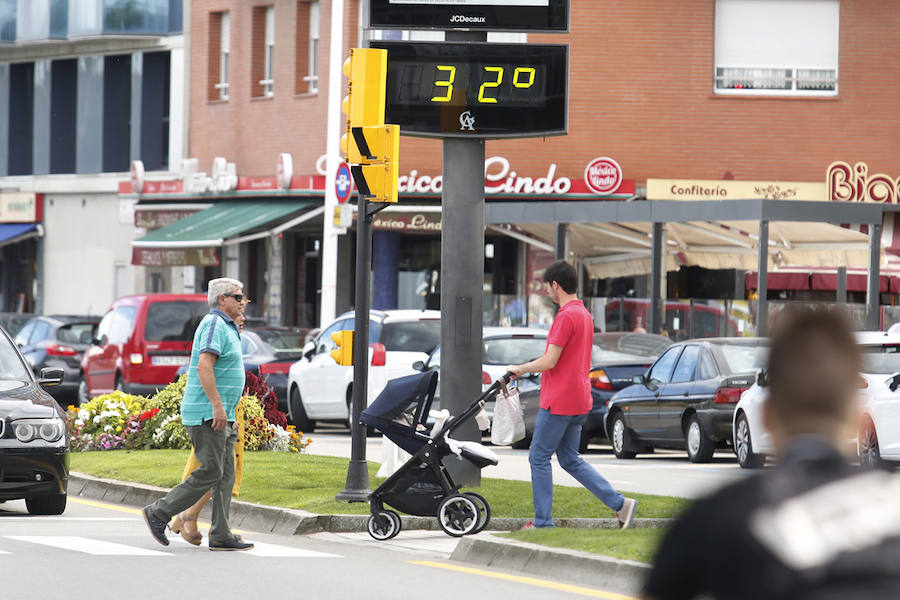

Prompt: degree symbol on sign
[{"left": 335, "top": 162, "right": 353, "bottom": 204}]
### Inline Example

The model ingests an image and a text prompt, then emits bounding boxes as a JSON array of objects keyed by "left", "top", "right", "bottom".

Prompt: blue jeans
[{"left": 529, "top": 408, "right": 624, "bottom": 527}]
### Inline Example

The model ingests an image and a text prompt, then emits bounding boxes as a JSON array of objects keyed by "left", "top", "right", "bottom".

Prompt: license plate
[{"left": 151, "top": 355, "right": 190, "bottom": 366}]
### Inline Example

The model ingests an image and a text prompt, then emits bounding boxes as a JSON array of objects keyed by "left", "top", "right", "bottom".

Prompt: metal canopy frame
[{"left": 485, "top": 199, "right": 886, "bottom": 336}]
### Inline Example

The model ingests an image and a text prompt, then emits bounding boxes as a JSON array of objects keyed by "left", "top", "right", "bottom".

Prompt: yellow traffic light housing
[{"left": 330, "top": 330, "right": 354, "bottom": 366}]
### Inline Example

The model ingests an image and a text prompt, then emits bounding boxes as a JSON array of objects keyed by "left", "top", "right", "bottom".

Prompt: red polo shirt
[{"left": 540, "top": 299, "right": 593, "bottom": 415}]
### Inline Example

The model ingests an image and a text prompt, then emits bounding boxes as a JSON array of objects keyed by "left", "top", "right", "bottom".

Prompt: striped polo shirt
[{"left": 181, "top": 308, "right": 245, "bottom": 426}]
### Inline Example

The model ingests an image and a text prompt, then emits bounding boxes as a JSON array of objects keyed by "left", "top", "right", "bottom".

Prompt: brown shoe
[{"left": 169, "top": 512, "right": 202, "bottom": 546}]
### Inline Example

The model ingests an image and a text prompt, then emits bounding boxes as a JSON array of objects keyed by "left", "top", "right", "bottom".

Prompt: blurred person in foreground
[{"left": 643, "top": 309, "right": 900, "bottom": 600}]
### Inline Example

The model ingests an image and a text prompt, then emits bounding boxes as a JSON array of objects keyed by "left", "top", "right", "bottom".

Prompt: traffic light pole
[{"left": 336, "top": 172, "right": 389, "bottom": 502}]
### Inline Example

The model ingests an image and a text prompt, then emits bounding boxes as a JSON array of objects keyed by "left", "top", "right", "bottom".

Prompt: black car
[
  {"left": 0, "top": 326, "right": 69, "bottom": 514},
  {"left": 242, "top": 327, "right": 306, "bottom": 411},
  {"left": 510, "top": 334, "right": 672, "bottom": 452},
  {"left": 175, "top": 326, "right": 305, "bottom": 412},
  {"left": 15, "top": 315, "right": 99, "bottom": 407},
  {"left": 605, "top": 338, "right": 768, "bottom": 463}
]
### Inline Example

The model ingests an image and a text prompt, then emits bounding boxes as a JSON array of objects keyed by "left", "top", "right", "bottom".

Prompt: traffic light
[
  {"left": 330, "top": 330, "right": 354, "bottom": 366},
  {"left": 340, "top": 48, "right": 399, "bottom": 203}
]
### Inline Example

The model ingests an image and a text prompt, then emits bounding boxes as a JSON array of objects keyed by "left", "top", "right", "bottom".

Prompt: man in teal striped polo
[{"left": 143, "top": 277, "right": 252, "bottom": 551}]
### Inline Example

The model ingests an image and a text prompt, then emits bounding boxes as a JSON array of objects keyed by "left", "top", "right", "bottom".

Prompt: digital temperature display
[{"left": 372, "top": 42, "right": 568, "bottom": 139}]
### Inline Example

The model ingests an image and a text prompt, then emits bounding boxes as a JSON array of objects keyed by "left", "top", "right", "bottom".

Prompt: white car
[
  {"left": 286, "top": 310, "right": 441, "bottom": 431},
  {"left": 733, "top": 331, "right": 900, "bottom": 469},
  {"left": 412, "top": 326, "right": 549, "bottom": 411}
]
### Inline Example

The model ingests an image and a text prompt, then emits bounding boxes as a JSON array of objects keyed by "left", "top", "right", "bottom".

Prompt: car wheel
[
  {"left": 510, "top": 434, "right": 532, "bottom": 450},
  {"left": 686, "top": 415, "right": 715, "bottom": 463},
  {"left": 579, "top": 429, "right": 592, "bottom": 453},
  {"left": 288, "top": 386, "right": 316, "bottom": 433},
  {"left": 610, "top": 413, "right": 637, "bottom": 459},
  {"left": 77, "top": 375, "right": 90, "bottom": 406},
  {"left": 859, "top": 419, "right": 893, "bottom": 471},
  {"left": 734, "top": 413, "right": 765, "bottom": 469},
  {"left": 26, "top": 494, "right": 67, "bottom": 515}
]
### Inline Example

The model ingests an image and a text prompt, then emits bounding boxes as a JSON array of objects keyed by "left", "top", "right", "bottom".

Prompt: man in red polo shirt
[{"left": 508, "top": 261, "right": 637, "bottom": 529}]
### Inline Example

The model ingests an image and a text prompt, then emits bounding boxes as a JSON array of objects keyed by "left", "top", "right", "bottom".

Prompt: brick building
[{"left": 125, "top": 0, "right": 900, "bottom": 330}]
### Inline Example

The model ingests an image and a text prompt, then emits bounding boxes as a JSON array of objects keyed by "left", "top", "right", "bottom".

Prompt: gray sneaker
[
  {"left": 142, "top": 506, "right": 170, "bottom": 546},
  {"left": 616, "top": 498, "right": 637, "bottom": 529}
]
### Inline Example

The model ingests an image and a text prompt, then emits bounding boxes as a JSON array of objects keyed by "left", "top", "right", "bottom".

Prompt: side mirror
[
  {"left": 890, "top": 373, "right": 900, "bottom": 393},
  {"left": 412, "top": 361, "right": 425, "bottom": 372},
  {"left": 632, "top": 374, "right": 644, "bottom": 385},
  {"left": 38, "top": 367, "right": 64, "bottom": 387},
  {"left": 303, "top": 341, "right": 315, "bottom": 361},
  {"left": 757, "top": 370, "right": 769, "bottom": 388},
  {"left": 646, "top": 378, "right": 660, "bottom": 391},
  {"left": 91, "top": 335, "right": 106, "bottom": 347}
]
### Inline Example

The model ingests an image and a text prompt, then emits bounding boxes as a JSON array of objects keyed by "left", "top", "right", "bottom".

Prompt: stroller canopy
[{"left": 361, "top": 371, "right": 438, "bottom": 454}]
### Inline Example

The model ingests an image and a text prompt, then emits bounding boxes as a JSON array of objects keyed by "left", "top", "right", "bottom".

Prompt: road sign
[
  {"left": 335, "top": 162, "right": 353, "bottom": 203},
  {"left": 369, "top": 0, "right": 569, "bottom": 32},
  {"left": 372, "top": 42, "right": 568, "bottom": 139}
]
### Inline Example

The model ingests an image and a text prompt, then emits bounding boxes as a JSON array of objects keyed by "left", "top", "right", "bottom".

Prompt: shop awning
[
  {"left": 132, "top": 200, "right": 321, "bottom": 249},
  {"left": 0, "top": 223, "right": 41, "bottom": 248}
]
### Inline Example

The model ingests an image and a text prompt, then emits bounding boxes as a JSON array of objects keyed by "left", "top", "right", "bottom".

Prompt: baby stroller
[{"left": 360, "top": 370, "right": 509, "bottom": 540}]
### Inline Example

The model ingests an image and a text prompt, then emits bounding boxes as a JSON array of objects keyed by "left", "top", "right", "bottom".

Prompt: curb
[
  {"left": 450, "top": 534, "right": 651, "bottom": 596},
  {"left": 69, "top": 472, "right": 672, "bottom": 534}
]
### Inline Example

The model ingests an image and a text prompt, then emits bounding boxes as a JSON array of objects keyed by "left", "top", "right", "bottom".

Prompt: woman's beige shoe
[{"left": 169, "top": 512, "right": 202, "bottom": 546}]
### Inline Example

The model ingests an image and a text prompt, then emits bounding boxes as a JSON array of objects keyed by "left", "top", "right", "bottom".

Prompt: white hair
[{"left": 207, "top": 277, "right": 243, "bottom": 308}]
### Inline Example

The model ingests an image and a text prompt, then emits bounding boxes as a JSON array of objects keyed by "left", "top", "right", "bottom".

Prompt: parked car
[
  {"left": 0, "top": 312, "right": 37, "bottom": 337},
  {"left": 604, "top": 299, "right": 743, "bottom": 340},
  {"left": 0, "top": 326, "right": 69, "bottom": 514},
  {"left": 80, "top": 294, "right": 208, "bottom": 401},
  {"left": 412, "top": 327, "right": 549, "bottom": 410},
  {"left": 734, "top": 331, "right": 900, "bottom": 469},
  {"left": 287, "top": 310, "right": 441, "bottom": 431},
  {"left": 15, "top": 315, "right": 100, "bottom": 406},
  {"left": 605, "top": 338, "right": 768, "bottom": 462}
]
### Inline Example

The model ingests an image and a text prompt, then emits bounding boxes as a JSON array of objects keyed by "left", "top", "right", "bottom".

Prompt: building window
[
  {"left": 8, "top": 62, "right": 34, "bottom": 176},
  {"left": 141, "top": 51, "right": 171, "bottom": 171},
  {"left": 251, "top": 5, "right": 274, "bottom": 98},
  {"left": 295, "top": 1, "right": 319, "bottom": 94},
  {"left": 209, "top": 11, "right": 230, "bottom": 100},
  {"left": 50, "top": 59, "right": 78, "bottom": 174},
  {"left": 714, "top": 0, "right": 839, "bottom": 96},
  {"left": 102, "top": 54, "right": 132, "bottom": 173}
]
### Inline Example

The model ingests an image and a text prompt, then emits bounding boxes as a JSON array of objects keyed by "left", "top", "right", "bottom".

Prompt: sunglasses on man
[{"left": 225, "top": 293, "right": 245, "bottom": 303}]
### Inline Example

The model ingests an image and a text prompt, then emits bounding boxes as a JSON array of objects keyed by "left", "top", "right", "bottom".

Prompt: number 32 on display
[{"left": 430, "top": 65, "right": 536, "bottom": 104}]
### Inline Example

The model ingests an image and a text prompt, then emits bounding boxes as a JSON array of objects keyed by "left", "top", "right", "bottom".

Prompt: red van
[{"left": 79, "top": 294, "right": 208, "bottom": 402}]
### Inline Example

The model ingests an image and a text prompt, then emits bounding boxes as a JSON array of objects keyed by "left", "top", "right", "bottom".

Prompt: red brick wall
[{"left": 190, "top": 0, "right": 900, "bottom": 185}]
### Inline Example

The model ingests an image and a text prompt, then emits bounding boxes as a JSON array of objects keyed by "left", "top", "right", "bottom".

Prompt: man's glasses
[{"left": 226, "top": 293, "right": 244, "bottom": 303}]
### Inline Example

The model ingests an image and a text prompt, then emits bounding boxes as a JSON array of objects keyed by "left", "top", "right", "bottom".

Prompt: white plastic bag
[{"left": 491, "top": 382, "right": 526, "bottom": 446}]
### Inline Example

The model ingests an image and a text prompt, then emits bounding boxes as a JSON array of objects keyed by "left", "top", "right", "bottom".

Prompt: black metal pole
[{"left": 336, "top": 188, "right": 372, "bottom": 502}]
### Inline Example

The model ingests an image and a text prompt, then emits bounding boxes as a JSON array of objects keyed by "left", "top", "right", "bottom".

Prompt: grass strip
[
  {"left": 70, "top": 450, "right": 689, "bottom": 518},
  {"left": 499, "top": 528, "right": 666, "bottom": 564}
]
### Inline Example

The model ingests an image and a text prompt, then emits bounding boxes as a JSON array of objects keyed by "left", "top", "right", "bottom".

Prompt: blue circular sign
[{"left": 335, "top": 162, "right": 353, "bottom": 204}]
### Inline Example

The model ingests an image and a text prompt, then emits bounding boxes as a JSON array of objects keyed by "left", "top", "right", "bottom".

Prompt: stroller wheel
[
  {"left": 463, "top": 492, "right": 491, "bottom": 534},
  {"left": 437, "top": 494, "right": 480, "bottom": 537},
  {"left": 367, "top": 510, "right": 401, "bottom": 541}
]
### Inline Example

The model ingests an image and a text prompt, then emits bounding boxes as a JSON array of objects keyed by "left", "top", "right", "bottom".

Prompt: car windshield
[
  {"left": 718, "top": 343, "right": 769, "bottom": 374},
  {"left": 483, "top": 336, "right": 546, "bottom": 365},
  {"left": 252, "top": 330, "right": 304, "bottom": 350},
  {"left": 57, "top": 323, "right": 96, "bottom": 345},
  {"left": 379, "top": 320, "right": 441, "bottom": 353},
  {"left": 0, "top": 333, "right": 32, "bottom": 380},
  {"left": 860, "top": 344, "right": 900, "bottom": 374},
  {"left": 145, "top": 301, "right": 209, "bottom": 342},
  {"left": 593, "top": 333, "right": 672, "bottom": 358}
]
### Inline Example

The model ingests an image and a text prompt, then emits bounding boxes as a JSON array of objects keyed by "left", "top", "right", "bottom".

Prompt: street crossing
[{"left": 0, "top": 534, "right": 342, "bottom": 559}]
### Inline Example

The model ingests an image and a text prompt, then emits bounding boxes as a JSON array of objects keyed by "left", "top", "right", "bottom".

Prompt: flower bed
[{"left": 68, "top": 375, "right": 311, "bottom": 453}]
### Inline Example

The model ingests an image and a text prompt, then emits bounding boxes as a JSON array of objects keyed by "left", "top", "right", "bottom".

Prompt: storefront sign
[
  {"left": 647, "top": 179, "right": 826, "bottom": 201},
  {"left": 370, "top": 212, "right": 442, "bottom": 232},
  {"left": 0, "top": 193, "right": 38, "bottom": 222},
  {"left": 584, "top": 157, "right": 623, "bottom": 195},
  {"left": 277, "top": 153, "right": 293, "bottom": 190},
  {"left": 827, "top": 161, "right": 900, "bottom": 203},
  {"left": 131, "top": 247, "right": 220, "bottom": 267},
  {"left": 134, "top": 209, "right": 202, "bottom": 230}
]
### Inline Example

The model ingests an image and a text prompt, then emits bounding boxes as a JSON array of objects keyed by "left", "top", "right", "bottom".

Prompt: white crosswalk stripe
[
  {"left": 2, "top": 535, "right": 342, "bottom": 558},
  {"left": 5, "top": 536, "right": 170, "bottom": 556}
]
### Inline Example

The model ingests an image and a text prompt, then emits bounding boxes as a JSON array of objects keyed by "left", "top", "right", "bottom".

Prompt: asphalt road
[
  {"left": 0, "top": 497, "right": 637, "bottom": 600},
  {"left": 306, "top": 424, "right": 750, "bottom": 498}
]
